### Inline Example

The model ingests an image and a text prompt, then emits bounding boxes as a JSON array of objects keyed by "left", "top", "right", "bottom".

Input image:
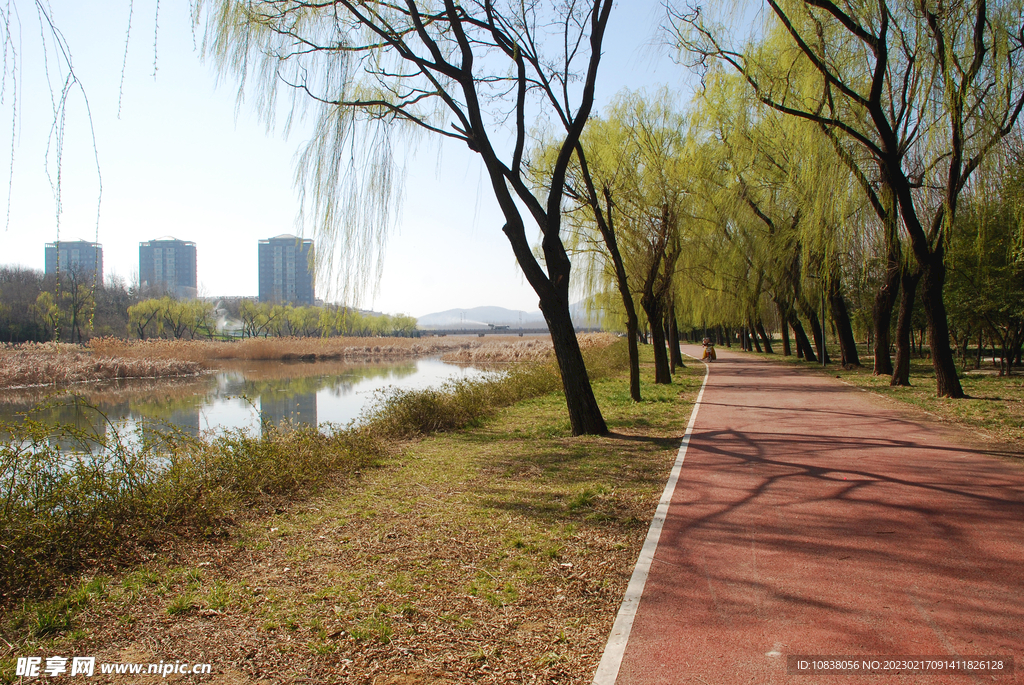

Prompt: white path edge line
[{"left": 592, "top": 356, "right": 711, "bottom": 685}]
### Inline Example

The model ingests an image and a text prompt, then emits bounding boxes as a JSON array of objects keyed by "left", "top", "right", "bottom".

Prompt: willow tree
[
  {"left": 199, "top": 0, "right": 615, "bottom": 434},
  {"left": 946, "top": 141, "right": 1024, "bottom": 374},
  {"left": 600, "top": 93, "right": 692, "bottom": 385},
  {"left": 676, "top": 83, "right": 766, "bottom": 343},
  {"left": 540, "top": 88, "right": 692, "bottom": 396},
  {"left": 541, "top": 105, "right": 644, "bottom": 401},
  {"left": 674, "top": 0, "right": 1024, "bottom": 397},
  {"left": 687, "top": 75, "right": 800, "bottom": 355},
  {"left": 687, "top": 71, "right": 868, "bottom": 364}
]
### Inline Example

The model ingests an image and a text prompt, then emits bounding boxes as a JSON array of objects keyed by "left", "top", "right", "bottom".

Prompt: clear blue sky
[{"left": 0, "top": 1, "right": 696, "bottom": 317}]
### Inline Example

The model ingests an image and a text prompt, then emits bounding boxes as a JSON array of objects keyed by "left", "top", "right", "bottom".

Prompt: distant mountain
[
  {"left": 417, "top": 303, "right": 602, "bottom": 329},
  {"left": 417, "top": 306, "right": 543, "bottom": 329}
]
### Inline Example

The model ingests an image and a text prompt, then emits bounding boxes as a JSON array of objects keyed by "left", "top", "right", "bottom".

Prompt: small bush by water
[
  {"left": 369, "top": 362, "right": 561, "bottom": 436},
  {"left": 371, "top": 338, "right": 626, "bottom": 436},
  {"left": 0, "top": 340, "right": 625, "bottom": 602},
  {"left": 0, "top": 415, "right": 384, "bottom": 600}
]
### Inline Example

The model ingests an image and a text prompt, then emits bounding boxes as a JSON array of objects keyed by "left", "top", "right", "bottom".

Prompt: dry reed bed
[
  {"left": 0, "top": 345, "right": 203, "bottom": 390},
  {"left": 441, "top": 332, "right": 618, "bottom": 363},
  {"left": 0, "top": 335, "right": 614, "bottom": 390},
  {"left": 0, "top": 338, "right": 466, "bottom": 390},
  {"left": 87, "top": 336, "right": 476, "bottom": 363}
]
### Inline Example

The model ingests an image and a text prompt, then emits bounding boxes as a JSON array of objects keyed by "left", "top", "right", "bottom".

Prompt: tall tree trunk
[
  {"left": 666, "top": 318, "right": 676, "bottom": 374},
  {"left": 890, "top": 173, "right": 966, "bottom": 397},
  {"left": 650, "top": 322, "right": 671, "bottom": 384},
  {"left": 1011, "top": 325, "right": 1019, "bottom": 368},
  {"left": 777, "top": 301, "right": 792, "bottom": 356},
  {"left": 755, "top": 320, "right": 774, "bottom": 353},
  {"left": 829, "top": 280, "right": 861, "bottom": 366},
  {"left": 641, "top": 296, "right": 671, "bottom": 384},
  {"left": 538, "top": 294, "right": 608, "bottom": 434},
  {"left": 891, "top": 267, "right": 921, "bottom": 387},
  {"left": 618, "top": 295, "right": 641, "bottom": 402},
  {"left": 806, "top": 310, "right": 830, "bottom": 364},
  {"left": 920, "top": 250, "right": 965, "bottom": 397},
  {"left": 624, "top": 313, "right": 641, "bottom": 402},
  {"left": 668, "top": 307, "right": 685, "bottom": 371},
  {"left": 748, "top": 320, "right": 763, "bottom": 353},
  {"left": 998, "top": 331, "right": 1008, "bottom": 376},
  {"left": 791, "top": 314, "right": 817, "bottom": 363},
  {"left": 584, "top": 183, "right": 641, "bottom": 401},
  {"left": 872, "top": 265, "right": 900, "bottom": 375},
  {"left": 872, "top": 184, "right": 901, "bottom": 375}
]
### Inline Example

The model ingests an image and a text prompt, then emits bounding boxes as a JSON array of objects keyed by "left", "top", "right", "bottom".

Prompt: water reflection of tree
[
  {"left": 259, "top": 392, "right": 316, "bottom": 434},
  {"left": 0, "top": 375, "right": 218, "bottom": 409},
  {"left": 0, "top": 359, "right": 435, "bottom": 438},
  {"left": 0, "top": 396, "right": 118, "bottom": 452},
  {"left": 220, "top": 360, "right": 419, "bottom": 383}
]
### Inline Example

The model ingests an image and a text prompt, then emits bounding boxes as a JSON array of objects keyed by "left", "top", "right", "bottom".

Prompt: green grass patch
[
  {"left": 348, "top": 605, "right": 394, "bottom": 643},
  {"left": 3, "top": 576, "right": 108, "bottom": 642}
]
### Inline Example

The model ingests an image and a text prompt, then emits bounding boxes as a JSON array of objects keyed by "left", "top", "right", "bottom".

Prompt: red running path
[{"left": 602, "top": 346, "right": 1024, "bottom": 684}]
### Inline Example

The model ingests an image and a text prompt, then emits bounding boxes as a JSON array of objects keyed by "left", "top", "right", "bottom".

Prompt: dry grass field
[
  {"left": 0, "top": 343, "right": 203, "bottom": 389},
  {"left": 87, "top": 336, "right": 478, "bottom": 363},
  {"left": 0, "top": 335, "right": 576, "bottom": 390},
  {"left": 441, "top": 333, "right": 617, "bottom": 363}
]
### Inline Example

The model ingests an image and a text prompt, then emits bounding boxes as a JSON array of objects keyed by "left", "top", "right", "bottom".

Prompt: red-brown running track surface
[{"left": 605, "top": 346, "right": 1023, "bottom": 685}]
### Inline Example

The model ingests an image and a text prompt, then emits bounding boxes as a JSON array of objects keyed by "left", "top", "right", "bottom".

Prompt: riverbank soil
[{"left": 614, "top": 346, "right": 1024, "bottom": 685}]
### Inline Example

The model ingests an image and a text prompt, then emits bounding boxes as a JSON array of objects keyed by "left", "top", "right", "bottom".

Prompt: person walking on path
[
  {"left": 701, "top": 338, "right": 716, "bottom": 362},
  {"left": 596, "top": 345, "right": 1024, "bottom": 685}
]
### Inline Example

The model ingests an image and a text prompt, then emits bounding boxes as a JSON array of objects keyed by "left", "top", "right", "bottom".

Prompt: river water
[{"left": 0, "top": 357, "right": 498, "bottom": 449}]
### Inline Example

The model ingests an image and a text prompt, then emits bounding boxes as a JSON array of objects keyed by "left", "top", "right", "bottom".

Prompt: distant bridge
[{"left": 418, "top": 327, "right": 603, "bottom": 337}]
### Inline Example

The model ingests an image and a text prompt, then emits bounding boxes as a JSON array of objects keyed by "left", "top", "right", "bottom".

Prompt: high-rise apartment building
[
  {"left": 44, "top": 240, "right": 103, "bottom": 281},
  {"left": 258, "top": 235, "right": 315, "bottom": 305},
  {"left": 139, "top": 238, "right": 198, "bottom": 298}
]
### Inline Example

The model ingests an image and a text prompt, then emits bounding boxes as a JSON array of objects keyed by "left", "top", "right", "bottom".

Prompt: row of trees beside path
[
  {"left": 193, "top": 0, "right": 1022, "bottom": 430},
  {"left": 7, "top": 0, "right": 1021, "bottom": 431},
  {"left": 672, "top": 0, "right": 1024, "bottom": 396}
]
